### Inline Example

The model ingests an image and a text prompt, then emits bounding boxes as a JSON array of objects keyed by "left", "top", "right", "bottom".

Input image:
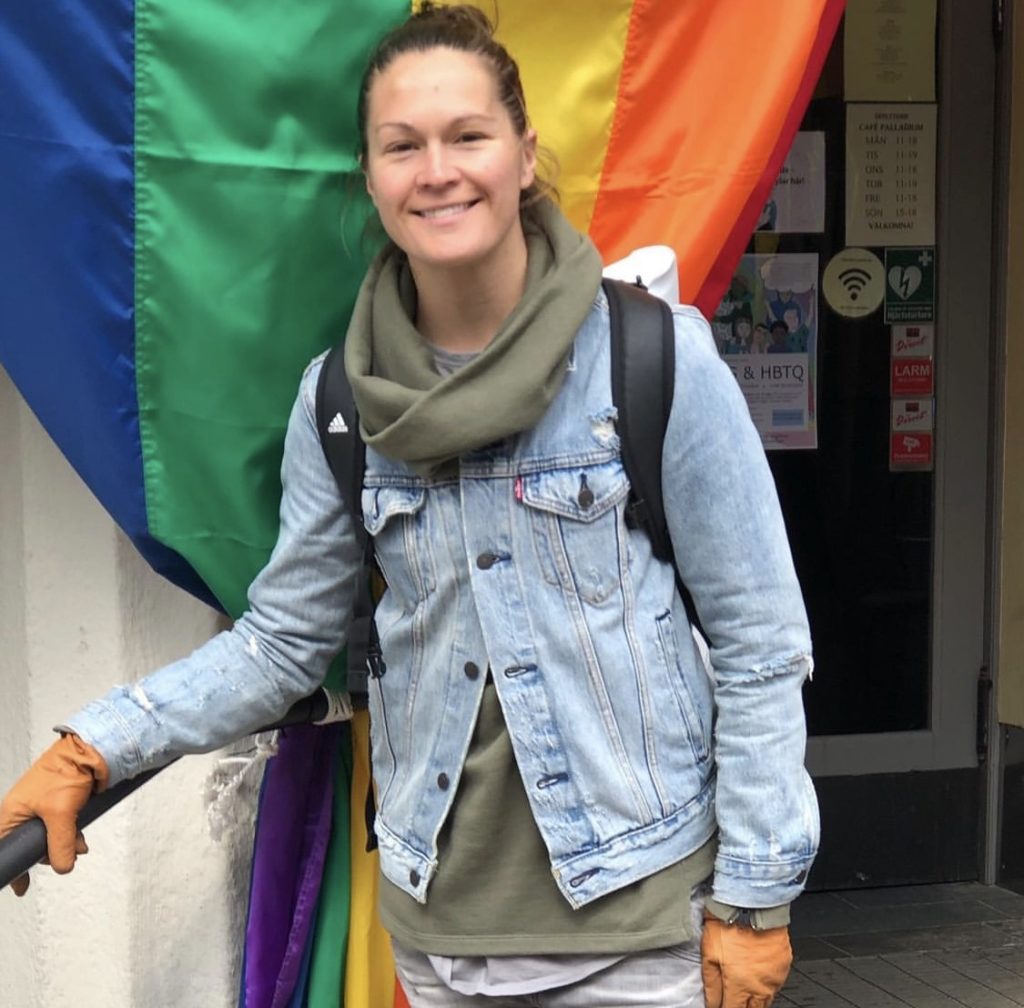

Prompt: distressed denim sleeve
[
  {"left": 661, "top": 308, "right": 819, "bottom": 909},
  {"left": 64, "top": 357, "right": 364, "bottom": 786}
]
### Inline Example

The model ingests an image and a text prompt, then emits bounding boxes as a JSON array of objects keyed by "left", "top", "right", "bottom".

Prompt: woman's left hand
[{"left": 700, "top": 913, "right": 793, "bottom": 1008}]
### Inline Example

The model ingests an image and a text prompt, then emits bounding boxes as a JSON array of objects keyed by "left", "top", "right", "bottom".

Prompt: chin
[{"left": 411, "top": 243, "right": 494, "bottom": 272}]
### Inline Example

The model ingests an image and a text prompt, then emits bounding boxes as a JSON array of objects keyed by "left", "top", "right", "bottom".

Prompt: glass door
[{"left": 722, "top": 0, "right": 996, "bottom": 887}]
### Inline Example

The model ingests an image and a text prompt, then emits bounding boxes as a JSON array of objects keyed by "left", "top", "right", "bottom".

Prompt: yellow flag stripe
[
  {"left": 344, "top": 710, "right": 396, "bottom": 1008},
  {"left": 489, "top": 0, "right": 634, "bottom": 233}
]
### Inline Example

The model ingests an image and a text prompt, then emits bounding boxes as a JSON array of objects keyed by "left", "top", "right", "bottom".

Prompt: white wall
[{"left": 0, "top": 365, "right": 254, "bottom": 1008}]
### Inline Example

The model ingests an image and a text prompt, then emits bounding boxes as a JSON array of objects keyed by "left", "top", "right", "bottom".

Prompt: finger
[
  {"left": 0, "top": 801, "right": 36, "bottom": 838},
  {"left": 42, "top": 816, "right": 81, "bottom": 874},
  {"left": 701, "top": 961, "right": 724, "bottom": 1008},
  {"left": 75, "top": 832, "right": 89, "bottom": 856},
  {"left": 10, "top": 873, "right": 30, "bottom": 898}
]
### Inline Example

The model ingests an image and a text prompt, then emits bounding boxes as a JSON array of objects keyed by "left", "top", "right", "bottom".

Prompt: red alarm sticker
[
  {"left": 891, "top": 357, "right": 934, "bottom": 397},
  {"left": 890, "top": 431, "right": 933, "bottom": 467}
]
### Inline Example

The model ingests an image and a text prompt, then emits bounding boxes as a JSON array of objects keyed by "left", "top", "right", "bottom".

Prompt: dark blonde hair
[{"left": 356, "top": 2, "right": 558, "bottom": 212}]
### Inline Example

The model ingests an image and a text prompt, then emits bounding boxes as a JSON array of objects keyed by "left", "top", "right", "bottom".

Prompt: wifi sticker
[{"left": 823, "top": 248, "right": 885, "bottom": 318}]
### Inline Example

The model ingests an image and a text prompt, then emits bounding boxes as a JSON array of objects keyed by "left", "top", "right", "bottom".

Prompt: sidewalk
[{"left": 785, "top": 883, "right": 1024, "bottom": 1005}]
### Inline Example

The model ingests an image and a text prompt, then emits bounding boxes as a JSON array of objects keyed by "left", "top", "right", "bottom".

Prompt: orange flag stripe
[
  {"left": 701, "top": 0, "right": 844, "bottom": 315},
  {"left": 589, "top": 0, "right": 839, "bottom": 303}
]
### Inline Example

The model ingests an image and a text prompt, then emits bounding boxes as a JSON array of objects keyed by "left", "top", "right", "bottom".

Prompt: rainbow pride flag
[{"left": 0, "top": 1, "right": 842, "bottom": 1004}]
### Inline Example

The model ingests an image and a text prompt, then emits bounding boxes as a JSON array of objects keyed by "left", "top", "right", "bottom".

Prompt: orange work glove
[
  {"left": 701, "top": 912, "right": 793, "bottom": 1008},
  {"left": 0, "top": 734, "right": 109, "bottom": 896}
]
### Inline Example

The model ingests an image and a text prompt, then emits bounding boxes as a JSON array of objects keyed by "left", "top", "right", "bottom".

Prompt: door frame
[{"left": 803, "top": 0, "right": 998, "bottom": 886}]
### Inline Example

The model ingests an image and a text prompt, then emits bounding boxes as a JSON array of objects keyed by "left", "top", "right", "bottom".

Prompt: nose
[{"left": 417, "top": 141, "right": 458, "bottom": 188}]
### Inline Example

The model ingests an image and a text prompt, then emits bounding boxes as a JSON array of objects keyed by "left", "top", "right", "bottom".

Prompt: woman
[{"left": 0, "top": 6, "right": 817, "bottom": 1006}]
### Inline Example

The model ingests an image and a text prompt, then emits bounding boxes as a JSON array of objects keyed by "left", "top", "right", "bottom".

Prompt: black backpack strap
[
  {"left": 315, "top": 345, "right": 380, "bottom": 850},
  {"left": 315, "top": 344, "right": 366, "bottom": 552},
  {"left": 603, "top": 278, "right": 709, "bottom": 645}
]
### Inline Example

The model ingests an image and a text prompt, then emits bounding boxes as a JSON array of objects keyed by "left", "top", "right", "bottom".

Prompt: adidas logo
[{"left": 327, "top": 412, "right": 348, "bottom": 435}]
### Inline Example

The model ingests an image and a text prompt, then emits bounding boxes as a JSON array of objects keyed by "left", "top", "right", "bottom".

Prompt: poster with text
[
  {"left": 756, "top": 132, "right": 826, "bottom": 233},
  {"left": 844, "top": 0, "right": 937, "bottom": 102},
  {"left": 846, "top": 103, "right": 937, "bottom": 247},
  {"left": 712, "top": 254, "right": 819, "bottom": 450}
]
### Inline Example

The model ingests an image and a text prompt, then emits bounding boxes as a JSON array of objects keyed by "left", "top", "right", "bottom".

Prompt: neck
[{"left": 411, "top": 234, "right": 529, "bottom": 353}]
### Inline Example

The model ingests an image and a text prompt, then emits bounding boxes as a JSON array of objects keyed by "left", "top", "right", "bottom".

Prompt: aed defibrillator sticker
[{"left": 884, "top": 247, "right": 935, "bottom": 323}]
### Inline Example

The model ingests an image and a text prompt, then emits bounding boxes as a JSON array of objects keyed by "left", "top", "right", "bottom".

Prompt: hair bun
[{"left": 412, "top": 2, "right": 496, "bottom": 36}]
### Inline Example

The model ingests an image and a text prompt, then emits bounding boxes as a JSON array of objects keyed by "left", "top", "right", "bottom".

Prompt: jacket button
[
  {"left": 578, "top": 487, "right": 595, "bottom": 508},
  {"left": 464, "top": 661, "right": 480, "bottom": 680},
  {"left": 437, "top": 772, "right": 450, "bottom": 790},
  {"left": 410, "top": 870, "right": 420, "bottom": 887},
  {"left": 476, "top": 551, "right": 499, "bottom": 569}
]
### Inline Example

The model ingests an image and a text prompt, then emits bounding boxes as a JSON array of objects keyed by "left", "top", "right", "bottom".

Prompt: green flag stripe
[
  {"left": 135, "top": 0, "right": 408, "bottom": 615},
  {"left": 307, "top": 726, "right": 355, "bottom": 1007}
]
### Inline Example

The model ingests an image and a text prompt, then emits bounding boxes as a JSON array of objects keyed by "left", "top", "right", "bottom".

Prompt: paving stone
[
  {"left": 975, "top": 892, "right": 1024, "bottom": 917},
  {"left": 837, "top": 885, "right": 984, "bottom": 909},
  {"left": 784, "top": 967, "right": 864, "bottom": 1008},
  {"left": 817, "top": 921, "right": 1012, "bottom": 958},
  {"left": 863, "top": 952, "right": 1022, "bottom": 1008},
  {"left": 981, "top": 949, "right": 1024, "bottom": 975},
  {"left": 784, "top": 884, "right": 1024, "bottom": 1005},
  {"left": 795, "top": 935, "right": 858, "bottom": 962},
  {"left": 923, "top": 950, "right": 1024, "bottom": 1003},
  {"left": 838, "top": 954, "right": 963, "bottom": 1008},
  {"left": 797, "top": 960, "right": 911, "bottom": 1008},
  {"left": 793, "top": 900, "right": 1009, "bottom": 939}
]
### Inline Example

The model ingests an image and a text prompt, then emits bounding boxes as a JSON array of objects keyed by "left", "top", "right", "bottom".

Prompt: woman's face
[{"left": 363, "top": 47, "right": 537, "bottom": 278}]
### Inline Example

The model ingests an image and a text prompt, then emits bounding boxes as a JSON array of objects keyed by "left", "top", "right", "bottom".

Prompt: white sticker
[
  {"left": 891, "top": 398, "right": 935, "bottom": 433},
  {"left": 891, "top": 323, "right": 935, "bottom": 358}
]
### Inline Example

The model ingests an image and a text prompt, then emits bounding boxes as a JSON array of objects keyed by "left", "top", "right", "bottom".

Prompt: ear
[
  {"left": 520, "top": 128, "right": 538, "bottom": 190},
  {"left": 364, "top": 168, "right": 377, "bottom": 206}
]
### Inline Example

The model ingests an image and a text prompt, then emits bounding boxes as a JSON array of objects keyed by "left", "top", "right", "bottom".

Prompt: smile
[{"left": 414, "top": 201, "right": 478, "bottom": 219}]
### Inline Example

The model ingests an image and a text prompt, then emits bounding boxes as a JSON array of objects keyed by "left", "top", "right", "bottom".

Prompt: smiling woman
[
  {"left": 362, "top": 47, "right": 538, "bottom": 349},
  {"left": 315, "top": 4, "right": 811, "bottom": 1005},
  {"left": 0, "top": 1, "right": 838, "bottom": 1006}
]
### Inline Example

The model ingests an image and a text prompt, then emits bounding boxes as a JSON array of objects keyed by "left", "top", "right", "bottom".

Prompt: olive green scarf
[{"left": 344, "top": 199, "right": 602, "bottom": 475}]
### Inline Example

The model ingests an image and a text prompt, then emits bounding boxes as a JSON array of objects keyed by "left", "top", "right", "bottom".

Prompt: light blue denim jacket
[{"left": 67, "top": 289, "right": 818, "bottom": 911}]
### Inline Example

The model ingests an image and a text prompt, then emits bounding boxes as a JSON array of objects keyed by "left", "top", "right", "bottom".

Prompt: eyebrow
[{"left": 374, "top": 114, "right": 498, "bottom": 134}]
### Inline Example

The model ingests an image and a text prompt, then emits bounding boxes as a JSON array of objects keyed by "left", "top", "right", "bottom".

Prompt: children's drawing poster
[
  {"left": 712, "top": 254, "right": 820, "bottom": 450},
  {"left": 756, "top": 132, "right": 826, "bottom": 234}
]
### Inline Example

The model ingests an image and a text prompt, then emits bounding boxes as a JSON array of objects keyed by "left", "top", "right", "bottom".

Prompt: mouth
[{"left": 413, "top": 200, "right": 479, "bottom": 220}]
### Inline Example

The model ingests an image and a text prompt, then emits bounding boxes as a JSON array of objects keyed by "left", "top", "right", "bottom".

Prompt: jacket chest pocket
[
  {"left": 519, "top": 461, "right": 630, "bottom": 606},
  {"left": 362, "top": 483, "right": 437, "bottom": 608}
]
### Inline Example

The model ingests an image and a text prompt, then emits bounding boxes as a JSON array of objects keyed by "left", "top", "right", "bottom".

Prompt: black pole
[{"left": 0, "top": 689, "right": 337, "bottom": 892}]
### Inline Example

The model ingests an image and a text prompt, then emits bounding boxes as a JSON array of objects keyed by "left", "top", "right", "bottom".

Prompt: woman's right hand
[{"left": 0, "top": 734, "right": 109, "bottom": 896}]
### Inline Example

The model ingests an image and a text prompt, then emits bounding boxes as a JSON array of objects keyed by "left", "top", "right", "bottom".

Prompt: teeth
[{"left": 419, "top": 202, "right": 472, "bottom": 219}]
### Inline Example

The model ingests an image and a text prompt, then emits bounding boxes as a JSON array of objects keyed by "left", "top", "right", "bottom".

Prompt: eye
[
  {"left": 383, "top": 140, "right": 415, "bottom": 155},
  {"left": 455, "top": 132, "right": 486, "bottom": 144}
]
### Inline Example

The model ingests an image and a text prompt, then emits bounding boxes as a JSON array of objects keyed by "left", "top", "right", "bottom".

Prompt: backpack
[{"left": 316, "top": 277, "right": 705, "bottom": 700}]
